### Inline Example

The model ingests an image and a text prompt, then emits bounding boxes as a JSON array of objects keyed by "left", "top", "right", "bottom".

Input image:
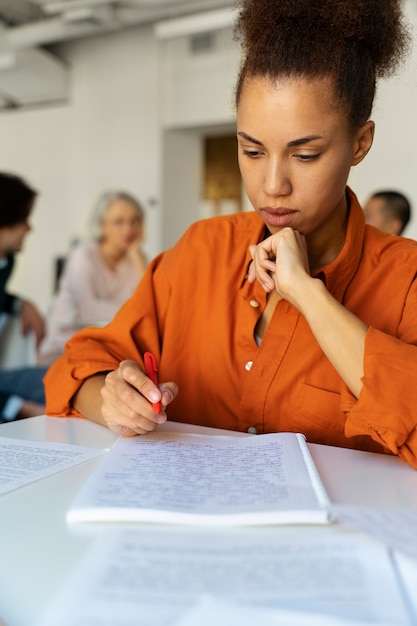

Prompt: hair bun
[{"left": 235, "top": 0, "right": 410, "bottom": 78}]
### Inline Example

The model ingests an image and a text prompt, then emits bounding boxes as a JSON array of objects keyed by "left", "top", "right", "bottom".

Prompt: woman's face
[
  {"left": 101, "top": 199, "right": 143, "bottom": 251},
  {"left": 237, "top": 75, "right": 373, "bottom": 242}
]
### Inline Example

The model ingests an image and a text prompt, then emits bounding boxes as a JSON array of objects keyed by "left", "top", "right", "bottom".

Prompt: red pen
[{"left": 144, "top": 352, "right": 162, "bottom": 414}]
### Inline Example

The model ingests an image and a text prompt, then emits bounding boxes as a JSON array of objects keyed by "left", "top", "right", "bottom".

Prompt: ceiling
[
  {"left": 0, "top": 0, "right": 235, "bottom": 109},
  {"left": 0, "top": 0, "right": 235, "bottom": 45}
]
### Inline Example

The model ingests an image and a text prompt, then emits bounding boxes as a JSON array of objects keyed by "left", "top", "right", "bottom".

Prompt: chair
[
  {"left": 54, "top": 255, "right": 66, "bottom": 293},
  {"left": 0, "top": 313, "right": 37, "bottom": 370}
]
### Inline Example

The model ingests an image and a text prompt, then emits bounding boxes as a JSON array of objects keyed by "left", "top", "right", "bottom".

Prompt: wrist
[{"left": 284, "top": 274, "right": 323, "bottom": 315}]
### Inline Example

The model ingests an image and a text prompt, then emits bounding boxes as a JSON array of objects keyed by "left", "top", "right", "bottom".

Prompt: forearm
[
  {"left": 72, "top": 373, "right": 107, "bottom": 425},
  {"left": 295, "top": 278, "right": 367, "bottom": 398},
  {"left": 250, "top": 229, "right": 368, "bottom": 397}
]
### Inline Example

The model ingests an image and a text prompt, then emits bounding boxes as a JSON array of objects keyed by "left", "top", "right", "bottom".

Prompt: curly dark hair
[
  {"left": 0, "top": 172, "right": 37, "bottom": 229},
  {"left": 234, "top": 0, "right": 410, "bottom": 130}
]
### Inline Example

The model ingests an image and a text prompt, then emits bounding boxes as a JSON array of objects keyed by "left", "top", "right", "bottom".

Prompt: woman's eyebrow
[
  {"left": 287, "top": 135, "right": 323, "bottom": 147},
  {"left": 237, "top": 131, "right": 263, "bottom": 145},
  {"left": 237, "top": 132, "right": 324, "bottom": 147}
]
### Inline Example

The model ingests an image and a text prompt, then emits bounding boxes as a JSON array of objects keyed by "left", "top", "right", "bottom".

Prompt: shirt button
[
  {"left": 247, "top": 427, "right": 257, "bottom": 434},
  {"left": 245, "top": 361, "right": 253, "bottom": 371},
  {"left": 249, "top": 299, "right": 259, "bottom": 308}
]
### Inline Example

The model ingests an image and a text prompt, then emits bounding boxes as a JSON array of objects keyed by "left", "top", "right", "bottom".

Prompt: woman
[
  {"left": 45, "top": 0, "right": 417, "bottom": 469},
  {"left": 38, "top": 191, "right": 147, "bottom": 364}
]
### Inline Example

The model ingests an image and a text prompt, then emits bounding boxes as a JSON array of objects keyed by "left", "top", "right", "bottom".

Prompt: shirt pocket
[{"left": 294, "top": 383, "right": 348, "bottom": 446}]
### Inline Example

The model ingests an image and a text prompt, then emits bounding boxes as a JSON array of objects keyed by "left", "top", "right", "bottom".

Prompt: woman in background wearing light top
[{"left": 38, "top": 191, "right": 147, "bottom": 364}]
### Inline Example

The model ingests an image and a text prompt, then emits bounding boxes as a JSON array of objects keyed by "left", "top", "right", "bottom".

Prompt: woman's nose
[{"left": 263, "top": 159, "right": 292, "bottom": 197}]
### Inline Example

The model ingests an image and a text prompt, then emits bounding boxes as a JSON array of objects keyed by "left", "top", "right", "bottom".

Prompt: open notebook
[{"left": 67, "top": 430, "right": 332, "bottom": 526}]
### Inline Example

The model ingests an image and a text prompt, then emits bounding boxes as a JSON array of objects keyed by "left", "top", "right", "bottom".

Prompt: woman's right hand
[
  {"left": 126, "top": 237, "right": 148, "bottom": 276},
  {"left": 100, "top": 360, "right": 178, "bottom": 437}
]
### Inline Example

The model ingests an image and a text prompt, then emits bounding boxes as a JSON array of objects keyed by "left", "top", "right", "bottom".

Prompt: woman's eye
[
  {"left": 294, "top": 153, "right": 320, "bottom": 161},
  {"left": 242, "top": 149, "right": 263, "bottom": 158}
]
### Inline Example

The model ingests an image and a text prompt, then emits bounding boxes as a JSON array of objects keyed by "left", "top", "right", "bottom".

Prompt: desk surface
[{"left": 1, "top": 416, "right": 417, "bottom": 626}]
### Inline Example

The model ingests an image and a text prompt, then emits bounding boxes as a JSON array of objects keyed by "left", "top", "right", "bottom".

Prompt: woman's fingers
[{"left": 100, "top": 360, "right": 178, "bottom": 436}]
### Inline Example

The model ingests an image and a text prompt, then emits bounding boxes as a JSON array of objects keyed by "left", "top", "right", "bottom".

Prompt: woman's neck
[{"left": 307, "top": 200, "right": 349, "bottom": 274}]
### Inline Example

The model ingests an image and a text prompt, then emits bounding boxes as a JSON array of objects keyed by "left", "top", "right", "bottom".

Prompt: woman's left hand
[
  {"left": 126, "top": 237, "right": 148, "bottom": 276},
  {"left": 248, "top": 227, "right": 311, "bottom": 308}
]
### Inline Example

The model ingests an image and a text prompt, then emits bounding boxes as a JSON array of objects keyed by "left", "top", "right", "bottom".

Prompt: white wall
[
  {"left": 0, "top": 25, "right": 162, "bottom": 310},
  {"left": 0, "top": 0, "right": 417, "bottom": 312},
  {"left": 159, "top": 26, "right": 240, "bottom": 248},
  {"left": 349, "top": 0, "right": 417, "bottom": 238},
  {"left": 160, "top": 28, "right": 239, "bottom": 128}
]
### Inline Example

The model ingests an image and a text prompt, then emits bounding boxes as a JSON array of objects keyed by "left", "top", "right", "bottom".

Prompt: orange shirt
[{"left": 45, "top": 188, "right": 417, "bottom": 468}]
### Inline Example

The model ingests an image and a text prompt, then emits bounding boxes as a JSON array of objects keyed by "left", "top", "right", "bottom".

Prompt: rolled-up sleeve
[{"left": 345, "top": 326, "right": 417, "bottom": 468}]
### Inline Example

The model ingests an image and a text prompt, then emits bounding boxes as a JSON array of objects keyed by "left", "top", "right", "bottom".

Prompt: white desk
[{"left": 1, "top": 416, "right": 417, "bottom": 626}]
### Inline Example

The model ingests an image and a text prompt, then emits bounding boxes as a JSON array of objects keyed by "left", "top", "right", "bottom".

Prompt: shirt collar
[
  {"left": 314, "top": 187, "right": 365, "bottom": 300},
  {"left": 239, "top": 214, "right": 266, "bottom": 289}
]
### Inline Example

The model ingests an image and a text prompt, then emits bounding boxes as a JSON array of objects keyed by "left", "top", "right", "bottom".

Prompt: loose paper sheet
[
  {"left": 332, "top": 505, "right": 417, "bottom": 561},
  {"left": 0, "top": 436, "right": 106, "bottom": 495},
  {"left": 175, "top": 596, "right": 394, "bottom": 626},
  {"left": 36, "top": 527, "right": 415, "bottom": 626}
]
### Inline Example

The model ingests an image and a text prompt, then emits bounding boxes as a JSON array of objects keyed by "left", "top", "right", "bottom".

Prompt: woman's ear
[{"left": 352, "top": 121, "right": 375, "bottom": 166}]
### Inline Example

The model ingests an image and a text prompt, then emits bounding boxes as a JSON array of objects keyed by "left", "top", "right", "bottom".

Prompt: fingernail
[{"left": 149, "top": 390, "right": 160, "bottom": 402}]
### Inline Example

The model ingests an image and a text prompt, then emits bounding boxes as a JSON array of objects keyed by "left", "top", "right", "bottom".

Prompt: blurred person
[
  {"left": 363, "top": 190, "right": 411, "bottom": 235},
  {"left": 0, "top": 172, "right": 47, "bottom": 422},
  {"left": 38, "top": 191, "right": 148, "bottom": 365}
]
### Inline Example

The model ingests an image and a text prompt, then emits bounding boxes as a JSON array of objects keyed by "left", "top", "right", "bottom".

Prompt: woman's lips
[{"left": 260, "top": 207, "right": 298, "bottom": 228}]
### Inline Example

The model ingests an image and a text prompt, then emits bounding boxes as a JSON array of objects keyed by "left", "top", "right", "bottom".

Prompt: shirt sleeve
[
  {"left": 343, "top": 279, "right": 417, "bottom": 468},
  {"left": 2, "top": 293, "right": 21, "bottom": 315},
  {"left": 44, "top": 249, "right": 172, "bottom": 417}
]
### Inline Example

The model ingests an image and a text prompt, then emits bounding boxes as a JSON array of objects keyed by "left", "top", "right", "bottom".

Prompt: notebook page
[{"left": 67, "top": 431, "right": 331, "bottom": 525}]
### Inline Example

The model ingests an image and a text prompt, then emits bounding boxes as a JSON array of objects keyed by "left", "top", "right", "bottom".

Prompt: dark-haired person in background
[
  {"left": 0, "top": 172, "right": 48, "bottom": 422},
  {"left": 45, "top": 0, "right": 417, "bottom": 469},
  {"left": 364, "top": 190, "right": 411, "bottom": 235}
]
